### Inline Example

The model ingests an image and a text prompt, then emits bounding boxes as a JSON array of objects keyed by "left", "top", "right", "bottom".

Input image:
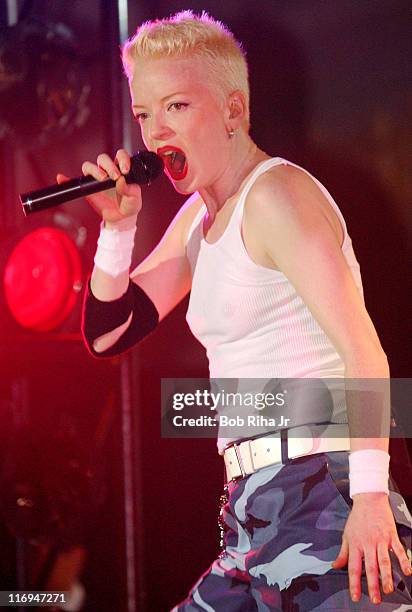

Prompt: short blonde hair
[{"left": 122, "top": 10, "right": 250, "bottom": 128}]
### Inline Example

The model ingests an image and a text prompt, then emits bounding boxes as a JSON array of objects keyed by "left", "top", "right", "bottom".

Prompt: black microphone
[{"left": 20, "top": 151, "right": 164, "bottom": 216}]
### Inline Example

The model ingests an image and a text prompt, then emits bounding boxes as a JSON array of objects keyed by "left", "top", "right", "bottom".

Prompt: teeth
[{"left": 160, "top": 149, "right": 186, "bottom": 176}]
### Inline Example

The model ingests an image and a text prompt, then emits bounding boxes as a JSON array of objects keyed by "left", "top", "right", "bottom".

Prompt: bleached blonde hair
[{"left": 122, "top": 10, "right": 250, "bottom": 129}]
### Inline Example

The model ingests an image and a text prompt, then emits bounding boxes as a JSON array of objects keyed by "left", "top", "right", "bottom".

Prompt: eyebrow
[{"left": 132, "top": 92, "right": 189, "bottom": 110}]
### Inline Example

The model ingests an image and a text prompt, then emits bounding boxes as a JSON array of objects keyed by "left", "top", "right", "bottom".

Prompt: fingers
[
  {"left": 82, "top": 152, "right": 122, "bottom": 182},
  {"left": 364, "top": 537, "right": 410, "bottom": 604},
  {"left": 391, "top": 535, "right": 412, "bottom": 577},
  {"left": 115, "top": 148, "right": 131, "bottom": 175},
  {"left": 345, "top": 543, "right": 386, "bottom": 604},
  {"left": 339, "top": 495, "right": 412, "bottom": 605},
  {"left": 377, "top": 542, "right": 393, "bottom": 595},
  {"left": 81, "top": 159, "right": 108, "bottom": 181},
  {"left": 347, "top": 547, "right": 363, "bottom": 603},
  {"left": 56, "top": 173, "right": 70, "bottom": 184},
  {"left": 81, "top": 150, "right": 132, "bottom": 182},
  {"left": 363, "top": 548, "right": 382, "bottom": 604},
  {"left": 82, "top": 150, "right": 134, "bottom": 194},
  {"left": 80, "top": 151, "right": 141, "bottom": 223},
  {"left": 96, "top": 153, "right": 122, "bottom": 181},
  {"left": 348, "top": 539, "right": 412, "bottom": 605},
  {"left": 332, "top": 538, "right": 348, "bottom": 569},
  {"left": 349, "top": 544, "right": 397, "bottom": 605}
]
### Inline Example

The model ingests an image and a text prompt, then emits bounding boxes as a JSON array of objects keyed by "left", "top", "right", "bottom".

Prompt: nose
[{"left": 146, "top": 111, "right": 174, "bottom": 144}]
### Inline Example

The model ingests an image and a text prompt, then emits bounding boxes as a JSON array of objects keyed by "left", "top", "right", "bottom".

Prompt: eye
[
  {"left": 167, "top": 102, "right": 188, "bottom": 112},
  {"left": 134, "top": 112, "right": 149, "bottom": 123}
]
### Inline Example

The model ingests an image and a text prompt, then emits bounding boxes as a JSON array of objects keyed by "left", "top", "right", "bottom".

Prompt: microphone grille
[{"left": 127, "top": 151, "right": 164, "bottom": 185}]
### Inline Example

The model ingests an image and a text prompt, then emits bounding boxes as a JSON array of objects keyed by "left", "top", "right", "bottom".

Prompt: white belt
[{"left": 223, "top": 424, "right": 351, "bottom": 482}]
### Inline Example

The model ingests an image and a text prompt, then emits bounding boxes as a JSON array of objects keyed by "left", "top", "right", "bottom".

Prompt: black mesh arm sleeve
[{"left": 81, "top": 278, "right": 159, "bottom": 358}]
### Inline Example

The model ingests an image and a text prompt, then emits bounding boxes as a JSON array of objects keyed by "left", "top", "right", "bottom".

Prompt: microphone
[{"left": 20, "top": 151, "right": 164, "bottom": 216}]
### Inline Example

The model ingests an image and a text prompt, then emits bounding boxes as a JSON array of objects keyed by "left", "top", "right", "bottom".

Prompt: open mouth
[{"left": 157, "top": 146, "right": 188, "bottom": 181}]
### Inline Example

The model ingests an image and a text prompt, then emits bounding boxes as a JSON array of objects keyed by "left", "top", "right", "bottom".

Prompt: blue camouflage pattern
[{"left": 172, "top": 451, "right": 412, "bottom": 611}]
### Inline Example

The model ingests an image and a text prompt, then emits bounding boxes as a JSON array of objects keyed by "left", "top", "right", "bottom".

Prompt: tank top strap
[
  {"left": 187, "top": 157, "right": 288, "bottom": 246},
  {"left": 185, "top": 198, "right": 206, "bottom": 275},
  {"left": 232, "top": 157, "right": 286, "bottom": 224}
]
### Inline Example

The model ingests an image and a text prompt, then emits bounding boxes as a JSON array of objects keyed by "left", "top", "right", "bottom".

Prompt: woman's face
[{"left": 129, "top": 55, "right": 231, "bottom": 194}]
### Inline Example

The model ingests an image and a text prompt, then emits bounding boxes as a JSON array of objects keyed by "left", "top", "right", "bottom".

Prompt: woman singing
[{"left": 68, "top": 11, "right": 412, "bottom": 610}]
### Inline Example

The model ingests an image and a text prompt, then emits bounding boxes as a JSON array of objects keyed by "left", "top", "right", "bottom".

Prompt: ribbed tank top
[{"left": 186, "top": 157, "right": 364, "bottom": 379}]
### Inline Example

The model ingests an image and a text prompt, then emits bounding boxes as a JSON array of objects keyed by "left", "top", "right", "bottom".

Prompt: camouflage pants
[{"left": 172, "top": 451, "right": 412, "bottom": 611}]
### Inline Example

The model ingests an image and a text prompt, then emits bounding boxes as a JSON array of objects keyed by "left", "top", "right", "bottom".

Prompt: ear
[{"left": 225, "top": 90, "right": 247, "bottom": 130}]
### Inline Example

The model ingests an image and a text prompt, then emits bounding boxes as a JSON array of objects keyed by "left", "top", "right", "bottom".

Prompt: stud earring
[{"left": 228, "top": 129, "right": 235, "bottom": 139}]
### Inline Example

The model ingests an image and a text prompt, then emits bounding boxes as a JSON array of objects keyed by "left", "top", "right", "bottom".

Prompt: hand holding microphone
[{"left": 21, "top": 149, "right": 164, "bottom": 226}]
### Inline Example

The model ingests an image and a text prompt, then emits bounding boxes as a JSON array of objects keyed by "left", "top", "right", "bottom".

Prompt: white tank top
[
  {"left": 185, "top": 157, "right": 363, "bottom": 451},
  {"left": 186, "top": 157, "right": 364, "bottom": 378}
]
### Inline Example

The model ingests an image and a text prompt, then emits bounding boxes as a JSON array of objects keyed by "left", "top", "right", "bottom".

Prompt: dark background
[{"left": 0, "top": 1, "right": 411, "bottom": 610}]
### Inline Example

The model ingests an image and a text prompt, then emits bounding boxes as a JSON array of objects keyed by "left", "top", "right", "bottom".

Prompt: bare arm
[
  {"left": 245, "top": 165, "right": 412, "bottom": 603},
  {"left": 245, "top": 164, "right": 390, "bottom": 453}
]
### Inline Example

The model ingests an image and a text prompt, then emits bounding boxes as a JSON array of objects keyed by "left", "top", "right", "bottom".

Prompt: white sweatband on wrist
[
  {"left": 94, "top": 221, "right": 136, "bottom": 277},
  {"left": 349, "top": 449, "right": 390, "bottom": 498}
]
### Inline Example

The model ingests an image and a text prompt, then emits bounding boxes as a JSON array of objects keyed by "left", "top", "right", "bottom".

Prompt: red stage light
[{"left": 3, "top": 227, "right": 82, "bottom": 332}]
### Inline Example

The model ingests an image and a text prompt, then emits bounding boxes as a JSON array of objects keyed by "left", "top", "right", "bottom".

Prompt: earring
[{"left": 228, "top": 129, "right": 235, "bottom": 139}]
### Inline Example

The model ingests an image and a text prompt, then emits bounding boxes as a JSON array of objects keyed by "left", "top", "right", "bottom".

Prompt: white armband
[
  {"left": 94, "top": 221, "right": 136, "bottom": 277},
  {"left": 349, "top": 449, "right": 390, "bottom": 498}
]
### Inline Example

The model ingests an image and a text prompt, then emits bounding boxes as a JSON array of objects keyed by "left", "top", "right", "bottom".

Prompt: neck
[{"left": 198, "top": 132, "right": 268, "bottom": 221}]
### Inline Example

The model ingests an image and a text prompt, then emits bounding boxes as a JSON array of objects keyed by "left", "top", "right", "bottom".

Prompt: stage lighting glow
[{"left": 3, "top": 227, "right": 82, "bottom": 332}]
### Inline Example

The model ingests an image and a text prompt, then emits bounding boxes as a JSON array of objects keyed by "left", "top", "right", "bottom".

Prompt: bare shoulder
[
  {"left": 245, "top": 162, "right": 343, "bottom": 244},
  {"left": 180, "top": 190, "right": 205, "bottom": 230},
  {"left": 169, "top": 191, "right": 205, "bottom": 244},
  {"left": 159, "top": 191, "right": 204, "bottom": 249},
  {"left": 247, "top": 163, "right": 325, "bottom": 217}
]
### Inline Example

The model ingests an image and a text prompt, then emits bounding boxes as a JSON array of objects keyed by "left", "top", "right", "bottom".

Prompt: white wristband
[
  {"left": 349, "top": 449, "right": 390, "bottom": 498},
  {"left": 94, "top": 221, "right": 136, "bottom": 277}
]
